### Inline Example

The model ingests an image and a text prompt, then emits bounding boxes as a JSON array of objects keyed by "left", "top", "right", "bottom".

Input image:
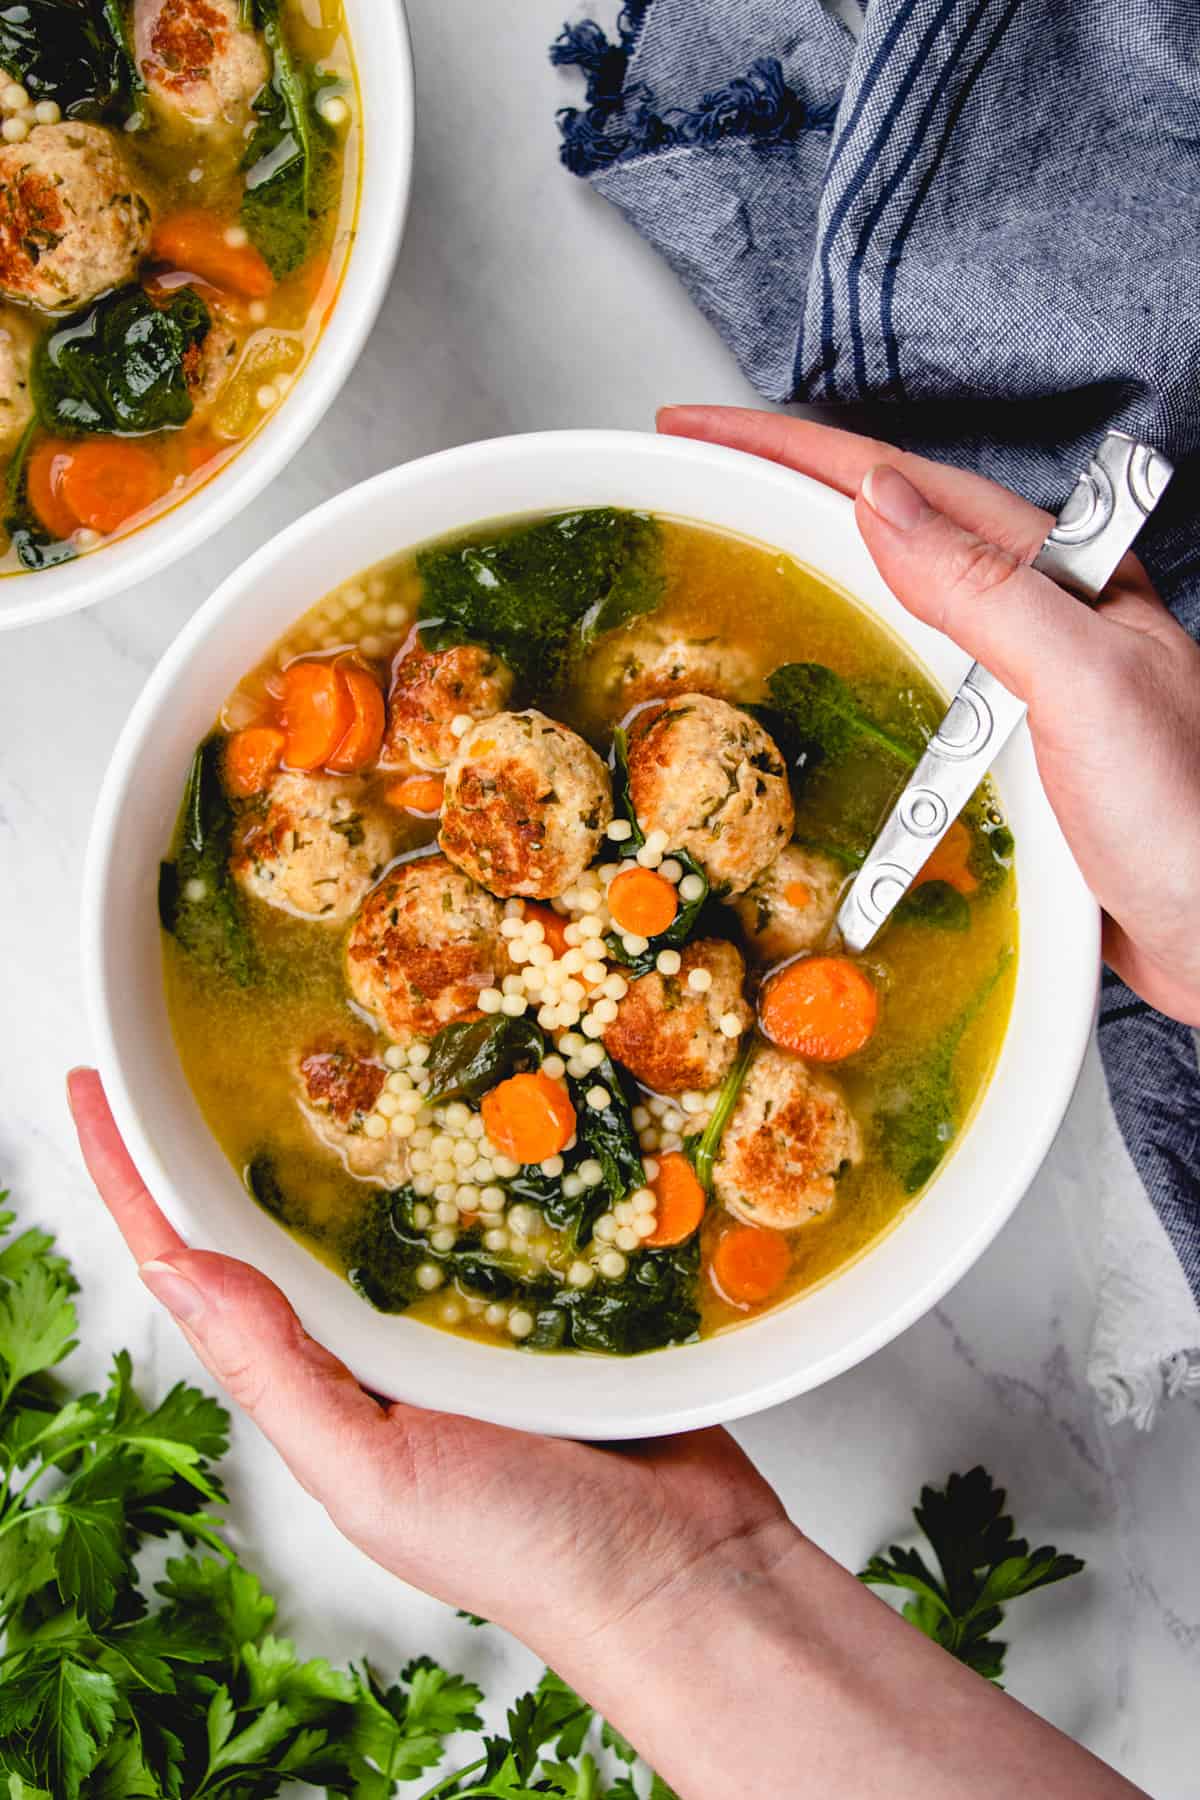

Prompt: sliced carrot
[
  {"left": 784, "top": 880, "right": 813, "bottom": 910},
  {"left": 759, "top": 955, "right": 878, "bottom": 1062},
  {"left": 644, "top": 1152, "right": 706, "bottom": 1247},
  {"left": 385, "top": 774, "right": 445, "bottom": 815},
  {"left": 151, "top": 210, "right": 275, "bottom": 300},
  {"left": 279, "top": 661, "right": 355, "bottom": 772},
  {"left": 25, "top": 438, "right": 80, "bottom": 541},
  {"left": 710, "top": 1225, "right": 791, "bottom": 1307},
  {"left": 328, "top": 663, "right": 385, "bottom": 773},
  {"left": 914, "top": 819, "right": 978, "bottom": 896},
  {"left": 608, "top": 867, "right": 680, "bottom": 939},
  {"left": 480, "top": 1071, "right": 576, "bottom": 1165},
  {"left": 183, "top": 431, "right": 225, "bottom": 475},
  {"left": 58, "top": 440, "right": 167, "bottom": 535},
  {"left": 523, "top": 902, "right": 571, "bottom": 959},
  {"left": 225, "top": 726, "right": 285, "bottom": 798}
]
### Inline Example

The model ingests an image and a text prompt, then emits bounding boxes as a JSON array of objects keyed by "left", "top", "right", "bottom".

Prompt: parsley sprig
[
  {"left": 858, "top": 1465, "right": 1085, "bottom": 1683},
  {"left": 0, "top": 1196, "right": 676, "bottom": 1798}
]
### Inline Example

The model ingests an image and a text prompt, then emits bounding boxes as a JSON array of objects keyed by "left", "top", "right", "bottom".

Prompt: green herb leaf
[
  {"left": 686, "top": 1042, "right": 753, "bottom": 1193},
  {"left": 765, "top": 662, "right": 921, "bottom": 771},
  {"left": 240, "top": 1, "right": 337, "bottom": 277},
  {"left": 425, "top": 1017, "right": 546, "bottom": 1105},
  {"left": 0, "top": 0, "right": 140, "bottom": 118},
  {"left": 34, "top": 287, "right": 210, "bottom": 438},
  {"left": 159, "top": 736, "right": 256, "bottom": 987},
  {"left": 858, "top": 1466, "right": 1084, "bottom": 1684},
  {"left": 418, "top": 510, "right": 663, "bottom": 691}
]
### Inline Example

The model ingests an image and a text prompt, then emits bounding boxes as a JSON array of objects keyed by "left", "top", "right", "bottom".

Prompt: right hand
[{"left": 660, "top": 407, "right": 1200, "bottom": 1025}]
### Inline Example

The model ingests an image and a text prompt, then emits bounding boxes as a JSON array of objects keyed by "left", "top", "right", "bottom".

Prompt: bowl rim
[
  {"left": 0, "top": 0, "right": 414, "bottom": 633},
  {"left": 81, "top": 428, "right": 1101, "bottom": 1438}
]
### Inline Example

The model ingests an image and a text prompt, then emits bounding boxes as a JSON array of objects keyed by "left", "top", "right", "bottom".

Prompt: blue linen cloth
[{"left": 552, "top": 1, "right": 1200, "bottom": 1326}]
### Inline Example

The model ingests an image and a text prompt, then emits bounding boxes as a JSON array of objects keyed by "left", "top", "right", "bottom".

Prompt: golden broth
[
  {"left": 1, "top": 0, "right": 360, "bottom": 576},
  {"left": 164, "top": 514, "right": 1017, "bottom": 1352}
]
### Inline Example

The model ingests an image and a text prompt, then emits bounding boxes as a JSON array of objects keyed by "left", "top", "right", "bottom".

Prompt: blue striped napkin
[{"left": 552, "top": 0, "right": 1200, "bottom": 1418}]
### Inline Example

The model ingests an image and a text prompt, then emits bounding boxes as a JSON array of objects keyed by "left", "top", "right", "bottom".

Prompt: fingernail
[
  {"left": 861, "top": 464, "right": 932, "bottom": 531},
  {"left": 140, "top": 1258, "right": 207, "bottom": 1325}
]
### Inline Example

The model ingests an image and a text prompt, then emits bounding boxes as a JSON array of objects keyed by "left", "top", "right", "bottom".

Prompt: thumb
[{"left": 855, "top": 463, "right": 1095, "bottom": 704}]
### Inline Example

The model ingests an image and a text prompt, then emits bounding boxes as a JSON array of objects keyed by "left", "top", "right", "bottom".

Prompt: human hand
[{"left": 659, "top": 406, "right": 1200, "bottom": 1026}]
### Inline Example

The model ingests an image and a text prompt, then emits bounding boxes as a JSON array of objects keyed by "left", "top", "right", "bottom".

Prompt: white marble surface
[{"left": 1, "top": 2, "right": 1198, "bottom": 1793}]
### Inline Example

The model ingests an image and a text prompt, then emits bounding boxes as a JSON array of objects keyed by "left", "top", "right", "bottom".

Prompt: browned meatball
[
  {"left": 135, "top": 0, "right": 269, "bottom": 132},
  {"left": 381, "top": 641, "right": 514, "bottom": 772},
  {"left": 0, "top": 125, "right": 153, "bottom": 311},
  {"left": 345, "top": 854, "right": 508, "bottom": 1042},
  {"left": 294, "top": 1045, "right": 402, "bottom": 1183},
  {"left": 230, "top": 772, "right": 395, "bottom": 922},
  {"left": 712, "top": 1048, "right": 861, "bottom": 1228},
  {"left": 594, "top": 627, "right": 759, "bottom": 709},
  {"left": 440, "top": 710, "right": 612, "bottom": 899},
  {"left": 626, "top": 694, "right": 793, "bottom": 896},
  {"left": 603, "top": 939, "right": 751, "bottom": 1095},
  {"left": 729, "top": 844, "right": 844, "bottom": 964},
  {"left": 0, "top": 307, "right": 34, "bottom": 458}
]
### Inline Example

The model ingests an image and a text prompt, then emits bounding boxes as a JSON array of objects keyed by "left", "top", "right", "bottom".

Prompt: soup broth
[
  {"left": 0, "top": 0, "right": 359, "bottom": 576},
  {"left": 163, "top": 511, "right": 1017, "bottom": 1355}
]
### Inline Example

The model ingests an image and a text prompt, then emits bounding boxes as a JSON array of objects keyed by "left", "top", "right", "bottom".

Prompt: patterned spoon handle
[{"left": 836, "top": 432, "right": 1174, "bottom": 955}]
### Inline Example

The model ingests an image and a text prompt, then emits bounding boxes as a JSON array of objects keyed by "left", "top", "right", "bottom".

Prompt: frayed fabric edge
[
  {"left": 551, "top": 9, "right": 837, "bottom": 177},
  {"left": 1093, "top": 1348, "right": 1200, "bottom": 1430}
]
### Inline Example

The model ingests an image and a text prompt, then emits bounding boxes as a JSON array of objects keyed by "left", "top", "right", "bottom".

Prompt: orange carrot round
[
  {"left": 759, "top": 955, "right": 878, "bottom": 1062},
  {"left": 710, "top": 1225, "right": 791, "bottom": 1307},
  {"left": 151, "top": 210, "right": 275, "bottom": 300},
  {"left": 328, "top": 664, "right": 385, "bottom": 773},
  {"left": 480, "top": 1071, "right": 576, "bottom": 1165},
  {"left": 644, "top": 1152, "right": 706, "bottom": 1247},
  {"left": 279, "top": 661, "right": 354, "bottom": 772},
  {"left": 523, "top": 902, "right": 571, "bottom": 959},
  {"left": 58, "top": 440, "right": 167, "bottom": 535},
  {"left": 914, "top": 819, "right": 978, "bottom": 896},
  {"left": 25, "top": 438, "right": 79, "bottom": 541},
  {"left": 385, "top": 774, "right": 445, "bottom": 815},
  {"left": 225, "top": 726, "right": 285, "bottom": 798},
  {"left": 608, "top": 867, "right": 680, "bottom": 938},
  {"left": 784, "top": 879, "right": 813, "bottom": 910}
]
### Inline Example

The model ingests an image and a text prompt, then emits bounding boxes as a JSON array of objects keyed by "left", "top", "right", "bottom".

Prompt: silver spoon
[{"left": 836, "top": 431, "right": 1175, "bottom": 954}]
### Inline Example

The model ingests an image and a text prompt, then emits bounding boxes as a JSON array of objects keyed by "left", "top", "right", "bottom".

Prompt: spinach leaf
[
  {"left": 686, "top": 1041, "right": 753, "bottom": 1191},
  {"left": 896, "top": 881, "right": 970, "bottom": 931},
  {"left": 348, "top": 1189, "right": 528, "bottom": 1313},
  {"left": 240, "top": 3, "right": 337, "bottom": 278},
  {"left": 0, "top": 0, "right": 140, "bottom": 118},
  {"left": 605, "top": 850, "right": 710, "bottom": 975},
  {"left": 607, "top": 724, "right": 644, "bottom": 848},
  {"left": 34, "top": 286, "right": 211, "bottom": 437},
  {"left": 158, "top": 737, "right": 255, "bottom": 987},
  {"left": 2, "top": 416, "right": 76, "bottom": 570},
  {"left": 876, "top": 951, "right": 1013, "bottom": 1192},
  {"left": 535, "top": 1239, "right": 701, "bottom": 1356},
  {"left": 417, "top": 509, "right": 663, "bottom": 691},
  {"left": 424, "top": 1016, "right": 545, "bottom": 1105},
  {"left": 764, "top": 662, "right": 922, "bottom": 773},
  {"left": 567, "top": 1053, "right": 644, "bottom": 1207}
]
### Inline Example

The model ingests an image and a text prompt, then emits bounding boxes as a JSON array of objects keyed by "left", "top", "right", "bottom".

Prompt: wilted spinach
[
  {"left": 876, "top": 950, "right": 1014, "bottom": 1192},
  {"left": 158, "top": 737, "right": 255, "bottom": 987},
  {"left": 240, "top": 1, "right": 338, "bottom": 277},
  {"left": 529, "top": 1238, "right": 701, "bottom": 1356},
  {"left": 348, "top": 1188, "right": 529, "bottom": 1313},
  {"left": 764, "top": 662, "right": 923, "bottom": 773},
  {"left": 0, "top": 0, "right": 141, "bottom": 118},
  {"left": 418, "top": 509, "right": 663, "bottom": 691},
  {"left": 34, "top": 285, "right": 211, "bottom": 437},
  {"left": 567, "top": 1053, "right": 645, "bottom": 1205},
  {"left": 685, "top": 1041, "right": 753, "bottom": 1191},
  {"left": 424, "top": 1016, "right": 545, "bottom": 1104}
]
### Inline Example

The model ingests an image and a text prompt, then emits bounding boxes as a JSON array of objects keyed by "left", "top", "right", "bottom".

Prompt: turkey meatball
[
  {"left": 626, "top": 694, "right": 793, "bottom": 896},
  {"left": 230, "top": 771, "right": 395, "bottom": 922},
  {"left": 595, "top": 626, "right": 758, "bottom": 709},
  {"left": 603, "top": 938, "right": 751, "bottom": 1095},
  {"left": 0, "top": 124, "right": 154, "bottom": 312},
  {"left": 381, "top": 640, "right": 514, "bottom": 772},
  {"left": 345, "top": 854, "right": 508, "bottom": 1042},
  {"left": 0, "top": 309, "right": 34, "bottom": 459},
  {"left": 135, "top": 0, "right": 269, "bottom": 132},
  {"left": 294, "top": 1045, "right": 404, "bottom": 1184},
  {"left": 712, "top": 1048, "right": 861, "bottom": 1229},
  {"left": 729, "top": 843, "right": 844, "bottom": 964},
  {"left": 440, "top": 710, "right": 612, "bottom": 899}
]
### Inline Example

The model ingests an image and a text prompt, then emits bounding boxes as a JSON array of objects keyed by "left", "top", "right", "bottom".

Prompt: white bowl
[
  {"left": 0, "top": 0, "right": 413, "bottom": 632},
  {"left": 82, "top": 430, "right": 1099, "bottom": 1439}
]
